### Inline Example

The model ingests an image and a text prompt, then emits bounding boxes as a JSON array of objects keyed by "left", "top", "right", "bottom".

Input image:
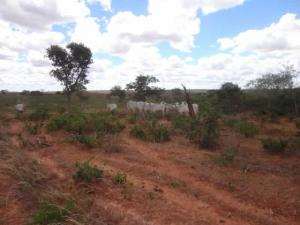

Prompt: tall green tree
[
  {"left": 126, "top": 75, "right": 163, "bottom": 101},
  {"left": 47, "top": 42, "right": 93, "bottom": 102}
]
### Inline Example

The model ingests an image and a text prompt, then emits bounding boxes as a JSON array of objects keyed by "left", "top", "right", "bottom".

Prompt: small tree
[
  {"left": 126, "top": 75, "right": 163, "bottom": 101},
  {"left": 110, "top": 86, "right": 126, "bottom": 101},
  {"left": 46, "top": 42, "right": 93, "bottom": 102},
  {"left": 218, "top": 82, "right": 242, "bottom": 114},
  {"left": 247, "top": 65, "right": 299, "bottom": 115}
]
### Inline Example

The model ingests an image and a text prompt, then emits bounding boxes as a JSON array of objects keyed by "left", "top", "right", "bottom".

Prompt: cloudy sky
[{"left": 0, "top": 0, "right": 299, "bottom": 91}]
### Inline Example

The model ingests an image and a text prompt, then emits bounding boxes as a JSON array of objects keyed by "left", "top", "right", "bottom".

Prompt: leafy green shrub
[
  {"left": 224, "top": 119, "right": 259, "bottom": 138},
  {"left": 32, "top": 201, "right": 74, "bottom": 225},
  {"left": 171, "top": 115, "right": 193, "bottom": 132},
  {"left": 29, "top": 106, "right": 49, "bottom": 121},
  {"left": 148, "top": 122, "right": 170, "bottom": 142},
  {"left": 91, "top": 112, "right": 125, "bottom": 135},
  {"left": 72, "top": 134, "right": 98, "bottom": 148},
  {"left": 131, "top": 121, "right": 170, "bottom": 142},
  {"left": 47, "top": 113, "right": 87, "bottom": 133},
  {"left": 127, "top": 112, "right": 139, "bottom": 124},
  {"left": 73, "top": 161, "right": 103, "bottom": 182},
  {"left": 238, "top": 121, "right": 259, "bottom": 138},
  {"left": 171, "top": 115, "right": 201, "bottom": 142},
  {"left": 201, "top": 116, "right": 219, "bottom": 149},
  {"left": 130, "top": 124, "right": 147, "bottom": 140},
  {"left": 261, "top": 138, "right": 288, "bottom": 153},
  {"left": 113, "top": 172, "right": 127, "bottom": 185},
  {"left": 214, "top": 147, "right": 237, "bottom": 166},
  {"left": 47, "top": 114, "right": 68, "bottom": 131}
]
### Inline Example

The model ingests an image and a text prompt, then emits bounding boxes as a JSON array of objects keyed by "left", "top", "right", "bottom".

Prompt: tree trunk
[{"left": 182, "top": 85, "right": 195, "bottom": 118}]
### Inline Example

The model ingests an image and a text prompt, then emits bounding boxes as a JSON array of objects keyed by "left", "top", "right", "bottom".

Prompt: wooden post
[{"left": 182, "top": 84, "right": 195, "bottom": 118}]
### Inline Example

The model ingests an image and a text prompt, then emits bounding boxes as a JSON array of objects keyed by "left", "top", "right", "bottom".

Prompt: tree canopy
[
  {"left": 46, "top": 42, "right": 93, "bottom": 101},
  {"left": 126, "top": 75, "right": 163, "bottom": 101},
  {"left": 247, "top": 65, "right": 298, "bottom": 90}
]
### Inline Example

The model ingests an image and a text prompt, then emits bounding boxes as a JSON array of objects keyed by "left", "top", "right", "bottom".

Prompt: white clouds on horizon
[{"left": 0, "top": 0, "right": 300, "bottom": 91}]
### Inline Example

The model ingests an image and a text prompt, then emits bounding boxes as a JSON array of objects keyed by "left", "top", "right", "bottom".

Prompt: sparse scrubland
[{"left": 0, "top": 47, "right": 299, "bottom": 225}]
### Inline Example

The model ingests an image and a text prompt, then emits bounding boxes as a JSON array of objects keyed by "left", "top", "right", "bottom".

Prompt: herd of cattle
[
  {"left": 15, "top": 101, "right": 198, "bottom": 116},
  {"left": 107, "top": 101, "right": 198, "bottom": 115}
]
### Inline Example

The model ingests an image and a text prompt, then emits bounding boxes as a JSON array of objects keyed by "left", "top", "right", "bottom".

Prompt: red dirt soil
[{"left": 0, "top": 116, "right": 299, "bottom": 225}]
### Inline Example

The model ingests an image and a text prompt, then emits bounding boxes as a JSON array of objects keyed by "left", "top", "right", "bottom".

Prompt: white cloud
[
  {"left": 0, "top": 0, "right": 90, "bottom": 31},
  {"left": 218, "top": 13, "right": 300, "bottom": 53},
  {"left": 70, "top": 0, "right": 245, "bottom": 54}
]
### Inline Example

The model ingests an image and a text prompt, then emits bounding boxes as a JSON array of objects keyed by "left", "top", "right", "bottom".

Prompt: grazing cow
[
  {"left": 107, "top": 103, "right": 117, "bottom": 111},
  {"left": 15, "top": 104, "right": 24, "bottom": 113},
  {"left": 127, "top": 100, "right": 198, "bottom": 115}
]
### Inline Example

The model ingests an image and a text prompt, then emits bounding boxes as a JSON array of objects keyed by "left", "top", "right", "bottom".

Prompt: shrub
[
  {"left": 127, "top": 112, "right": 139, "bottom": 124},
  {"left": 113, "top": 172, "right": 127, "bottom": 185},
  {"left": 29, "top": 106, "right": 49, "bottom": 121},
  {"left": 91, "top": 112, "right": 125, "bottom": 135},
  {"left": 47, "top": 114, "right": 68, "bottom": 131},
  {"left": 72, "top": 134, "right": 98, "bottom": 148},
  {"left": 130, "top": 121, "right": 170, "bottom": 142},
  {"left": 171, "top": 115, "right": 201, "bottom": 142},
  {"left": 130, "top": 124, "right": 147, "bottom": 140},
  {"left": 148, "top": 123, "right": 170, "bottom": 142},
  {"left": 73, "top": 161, "right": 103, "bottom": 182},
  {"left": 201, "top": 116, "right": 219, "bottom": 149},
  {"left": 214, "top": 147, "right": 237, "bottom": 166},
  {"left": 261, "top": 138, "right": 288, "bottom": 153},
  {"left": 32, "top": 201, "right": 74, "bottom": 225},
  {"left": 47, "top": 113, "right": 87, "bottom": 133},
  {"left": 224, "top": 119, "right": 259, "bottom": 138},
  {"left": 238, "top": 121, "right": 259, "bottom": 138}
]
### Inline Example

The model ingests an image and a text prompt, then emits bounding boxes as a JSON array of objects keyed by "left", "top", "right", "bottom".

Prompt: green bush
[
  {"left": 91, "top": 112, "right": 125, "bottom": 135},
  {"left": 238, "top": 121, "right": 259, "bottom": 138},
  {"left": 214, "top": 147, "right": 237, "bottom": 166},
  {"left": 224, "top": 119, "right": 259, "bottom": 138},
  {"left": 29, "top": 106, "right": 49, "bottom": 121},
  {"left": 127, "top": 112, "right": 139, "bottom": 124},
  {"left": 72, "top": 134, "right": 98, "bottom": 148},
  {"left": 130, "top": 124, "right": 147, "bottom": 140},
  {"left": 171, "top": 115, "right": 201, "bottom": 142},
  {"left": 201, "top": 117, "right": 219, "bottom": 149},
  {"left": 47, "top": 113, "right": 87, "bottom": 133},
  {"left": 148, "top": 123, "right": 170, "bottom": 142},
  {"left": 32, "top": 201, "right": 74, "bottom": 225},
  {"left": 73, "top": 161, "right": 103, "bottom": 182},
  {"left": 261, "top": 138, "right": 288, "bottom": 153},
  {"left": 113, "top": 172, "right": 127, "bottom": 185},
  {"left": 47, "top": 114, "right": 68, "bottom": 131},
  {"left": 130, "top": 121, "right": 170, "bottom": 143}
]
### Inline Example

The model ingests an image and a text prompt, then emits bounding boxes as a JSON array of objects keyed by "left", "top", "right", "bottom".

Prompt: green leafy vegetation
[
  {"left": 32, "top": 201, "right": 74, "bottom": 225},
  {"left": 224, "top": 119, "right": 259, "bottom": 138},
  {"left": 113, "top": 172, "right": 127, "bottom": 185},
  {"left": 261, "top": 138, "right": 288, "bottom": 153},
  {"left": 73, "top": 161, "right": 103, "bottom": 182},
  {"left": 130, "top": 120, "right": 170, "bottom": 142},
  {"left": 200, "top": 116, "right": 219, "bottom": 149},
  {"left": 214, "top": 147, "right": 238, "bottom": 166}
]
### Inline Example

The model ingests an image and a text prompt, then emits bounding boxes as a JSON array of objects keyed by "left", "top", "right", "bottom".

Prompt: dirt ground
[{"left": 0, "top": 113, "right": 299, "bottom": 225}]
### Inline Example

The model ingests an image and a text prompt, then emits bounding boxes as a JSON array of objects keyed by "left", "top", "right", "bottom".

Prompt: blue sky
[{"left": 0, "top": 0, "right": 299, "bottom": 91}]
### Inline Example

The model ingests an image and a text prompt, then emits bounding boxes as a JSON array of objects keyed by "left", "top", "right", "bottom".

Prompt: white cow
[
  {"left": 15, "top": 104, "right": 24, "bottom": 113},
  {"left": 107, "top": 103, "right": 117, "bottom": 111},
  {"left": 127, "top": 101, "right": 198, "bottom": 115}
]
